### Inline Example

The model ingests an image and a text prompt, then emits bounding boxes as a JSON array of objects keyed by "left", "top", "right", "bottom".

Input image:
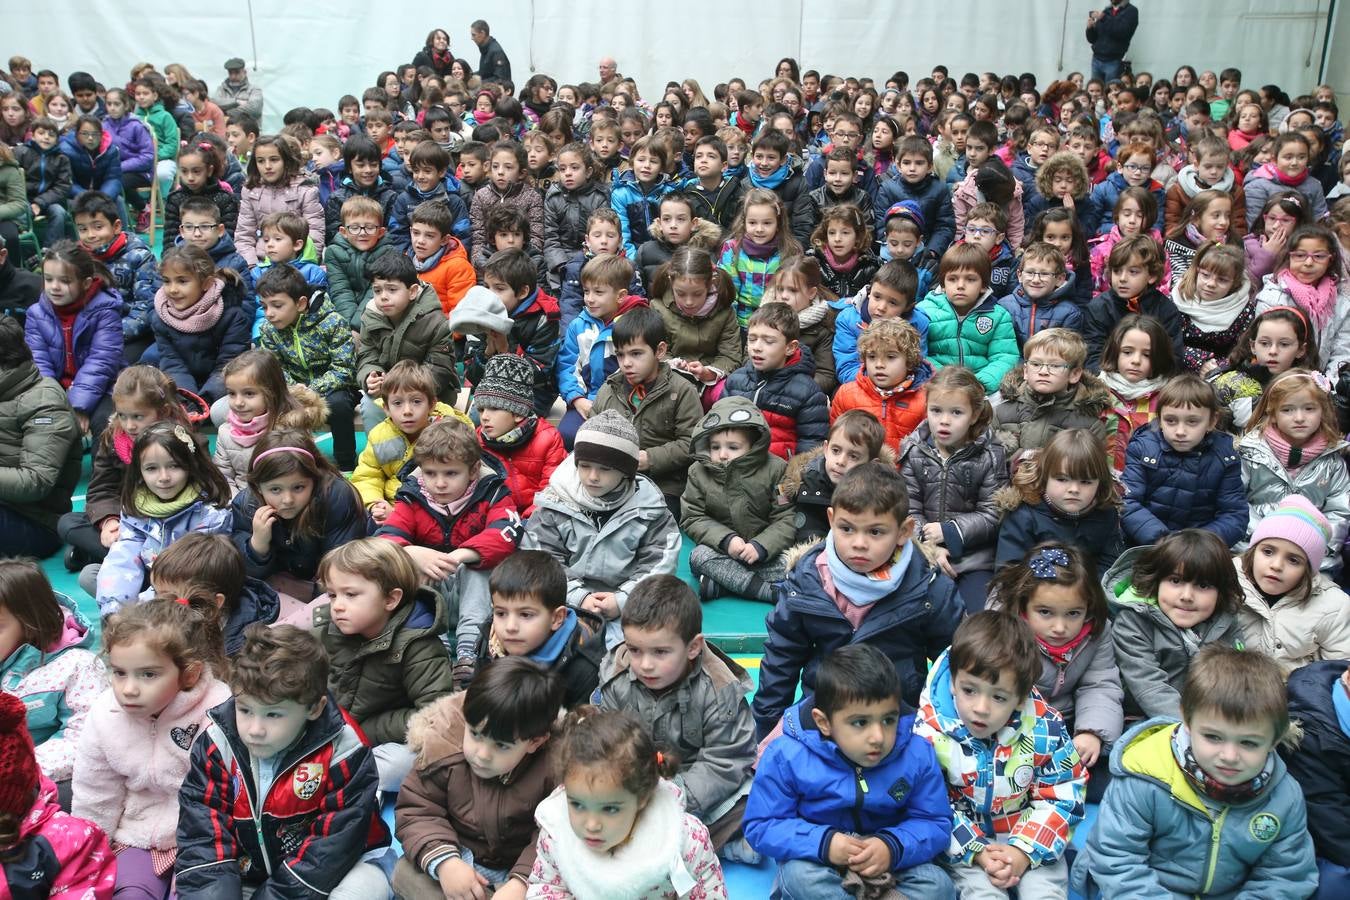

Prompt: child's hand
[
  {"left": 1060, "top": 192, "right": 1075, "bottom": 211},
  {"left": 581, "top": 592, "right": 620, "bottom": 619},
  {"left": 369, "top": 500, "right": 391, "bottom": 523},
  {"left": 847, "top": 836, "right": 892, "bottom": 877},
  {"left": 975, "top": 847, "right": 1012, "bottom": 884},
  {"left": 250, "top": 505, "right": 278, "bottom": 556},
  {"left": 492, "top": 878, "right": 527, "bottom": 900},
  {"left": 734, "top": 541, "right": 761, "bottom": 565},
  {"left": 365, "top": 371, "right": 384, "bottom": 396},
  {"left": 446, "top": 548, "right": 481, "bottom": 571},
  {"left": 991, "top": 846, "right": 1030, "bottom": 889},
  {"left": 637, "top": 450, "right": 650, "bottom": 471},
  {"left": 1262, "top": 220, "right": 1291, "bottom": 256},
  {"left": 826, "top": 833, "right": 864, "bottom": 866},
  {"left": 407, "top": 545, "right": 458, "bottom": 582},
  {"left": 921, "top": 522, "right": 944, "bottom": 544},
  {"left": 485, "top": 330, "right": 510, "bottom": 356},
  {"left": 726, "top": 536, "right": 747, "bottom": 558},
  {"left": 436, "top": 857, "right": 489, "bottom": 900},
  {"left": 1073, "top": 732, "right": 1103, "bottom": 768},
  {"left": 572, "top": 397, "right": 593, "bottom": 418},
  {"left": 31, "top": 202, "right": 40, "bottom": 216},
  {"left": 74, "top": 411, "right": 90, "bottom": 435},
  {"left": 99, "top": 517, "right": 122, "bottom": 548},
  {"left": 931, "top": 546, "right": 958, "bottom": 578},
  {"left": 1200, "top": 357, "right": 1220, "bottom": 377}
]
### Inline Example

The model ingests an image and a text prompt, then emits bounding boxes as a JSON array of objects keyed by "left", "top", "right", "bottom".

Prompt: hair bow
[
  {"left": 173, "top": 424, "right": 195, "bottom": 451},
  {"left": 1028, "top": 547, "right": 1070, "bottom": 579}
]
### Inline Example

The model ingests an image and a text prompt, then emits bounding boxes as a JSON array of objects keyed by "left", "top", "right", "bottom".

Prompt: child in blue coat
[
  {"left": 1281, "top": 660, "right": 1350, "bottom": 899},
  {"left": 745, "top": 644, "right": 956, "bottom": 900},
  {"left": 1072, "top": 645, "right": 1318, "bottom": 899},
  {"left": 874, "top": 136, "right": 956, "bottom": 256}
]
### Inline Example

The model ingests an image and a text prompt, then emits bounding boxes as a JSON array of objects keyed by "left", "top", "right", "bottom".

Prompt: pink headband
[{"left": 251, "top": 446, "right": 314, "bottom": 469}]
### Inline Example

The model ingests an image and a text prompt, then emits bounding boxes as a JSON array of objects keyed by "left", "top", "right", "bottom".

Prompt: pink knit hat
[{"left": 1250, "top": 495, "right": 1332, "bottom": 571}]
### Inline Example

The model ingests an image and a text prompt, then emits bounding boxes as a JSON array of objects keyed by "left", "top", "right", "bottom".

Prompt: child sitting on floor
[
  {"left": 783, "top": 409, "right": 889, "bottom": 546},
  {"left": 473, "top": 354, "right": 567, "bottom": 517},
  {"left": 830, "top": 318, "right": 932, "bottom": 454},
  {"left": 725, "top": 302, "right": 829, "bottom": 459},
  {"left": 994, "top": 328, "right": 1110, "bottom": 460}
]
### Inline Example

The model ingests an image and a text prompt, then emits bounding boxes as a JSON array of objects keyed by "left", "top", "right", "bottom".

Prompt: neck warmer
[
  {"left": 740, "top": 235, "right": 780, "bottom": 260},
  {"left": 1263, "top": 425, "right": 1329, "bottom": 473},
  {"left": 87, "top": 231, "right": 129, "bottom": 262},
  {"left": 410, "top": 243, "right": 448, "bottom": 273},
  {"left": 1033, "top": 622, "right": 1092, "bottom": 666},
  {"left": 227, "top": 411, "right": 269, "bottom": 448},
  {"left": 414, "top": 465, "right": 480, "bottom": 517},
  {"left": 749, "top": 163, "right": 789, "bottom": 190},
  {"left": 539, "top": 455, "right": 635, "bottom": 514},
  {"left": 1334, "top": 675, "right": 1350, "bottom": 737},
  {"left": 1178, "top": 164, "right": 1234, "bottom": 197},
  {"left": 134, "top": 483, "right": 201, "bottom": 518},
  {"left": 428, "top": 46, "right": 452, "bottom": 69},
  {"left": 797, "top": 299, "right": 829, "bottom": 329},
  {"left": 473, "top": 107, "right": 495, "bottom": 124},
  {"left": 823, "top": 532, "right": 912, "bottom": 608},
  {"left": 823, "top": 246, "right": 858, "bottom": 273},
  {"left": 1170, "top": 722, "right": 1275, "bottom": 805},
  {"left": 113, "top": 429, "right": 135, "bottom": 464},
  {"left": 1171, "top": 276, "right": 1252, "bottom": 333},
  {"left": 1276, "top": 268, "right": 1338, "bottom": 329},
  {"left": 481, "top": 415, "right": 537, "bottom": 452},
  {"left": 1184, "top": 223, "right": 1207, "bottom": 247},
  {"left": 1255, "top": 161, "right": 1309, "bottom": 186},
  {"left": 684, "top": 289, "right": 719, "bottom": 319},
  {"left": 1100, "top": 369, "right": 1168, "bottom": 401},
  {"left": 154, "top": 277, "right": 225, "bottom": 334},
  {"left": 529, "top": 609, "right": 579, "bottom": 666}
]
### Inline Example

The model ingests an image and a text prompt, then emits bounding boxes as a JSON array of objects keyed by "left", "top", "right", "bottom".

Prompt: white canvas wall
[{"left": 2, "top": 1, "right": 1340, "bottom": 129}]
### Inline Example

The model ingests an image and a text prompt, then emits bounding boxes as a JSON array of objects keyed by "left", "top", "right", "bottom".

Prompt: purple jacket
[
  {"left": 24, "top": 286, "right": 124, "bottom": 413},
  {"left": 103, "top": 114, "right": 154, "bottom": 175}
]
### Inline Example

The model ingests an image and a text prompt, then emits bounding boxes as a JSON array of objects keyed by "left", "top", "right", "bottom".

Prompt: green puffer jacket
[
  {"left": 325, "top": 232, "right": 400, "bottom": 327},
  {"left": 917, "top": 288, "right": 1020, "bottom": 393},
  {"left": 355, "top": 282, "right": 457, "bottom": 401},
  {"left": 257, "top": 290, "right": 356, "bottom": 396},
  {"left": 0, "top": 361, "right": 82, "bottom": 531},
  {"left": 314, "top": 585, "right": 454, "bottom": 745},
  {"left": 0, "top": 157, "right": 27, "bottom": 225},
  {"left": 592, "top": 363, "right": 704, "bottom": 498},
  {"left": 680, "top": 396, "right": 795, "bottom": 559}
]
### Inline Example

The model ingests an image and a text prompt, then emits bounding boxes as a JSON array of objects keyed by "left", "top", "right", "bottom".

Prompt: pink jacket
[
  {"left": 953, "top": 172, "right": 1025, "bottom": 249},
  {"left": 233, "top": 174, "right": 326, "bottom": 265},
  {"left": 1088, "top": 226, "right": 1170, "bottom": 293},
  {"left": 71, "top": 676, "right": 231, "bottom": 851},
  {"left": 5, "top": 775, "right": 115, "bottom": 899}
]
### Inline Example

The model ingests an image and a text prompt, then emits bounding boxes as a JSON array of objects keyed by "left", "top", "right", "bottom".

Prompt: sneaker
[
  {"left": 63, "top": 545, "right": 86, "bottom": 573},
  {"left": 718, "top": 836, "right": 761, "bottom": 866},
  {"left": 698, "top": 574, "right": 719, "bottom": 602}
]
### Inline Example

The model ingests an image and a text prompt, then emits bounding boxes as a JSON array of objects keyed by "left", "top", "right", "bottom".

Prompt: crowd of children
[{"left": 3, "top": 40, "right": 1350, "bottom": 900}]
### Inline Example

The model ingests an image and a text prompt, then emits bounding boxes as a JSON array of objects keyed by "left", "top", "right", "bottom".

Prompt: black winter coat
[{"left": 1281, "top": 660, "right": 1350, "bottom": 868}]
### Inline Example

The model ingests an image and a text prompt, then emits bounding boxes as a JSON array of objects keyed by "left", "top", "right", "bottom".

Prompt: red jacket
[
  {"left": 376, "top": 456, "right": 522, "bottom": 566},
  {"left": 829, "top": 362, "right": 932, "bottom": 453},
  {"left": 478, "top": 417, "right": 566, "bottom": 515}
]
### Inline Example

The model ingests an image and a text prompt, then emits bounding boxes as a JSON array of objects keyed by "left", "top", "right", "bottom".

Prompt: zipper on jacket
[
  {"left": 852, "top": 766, "right": 868, "bottom": 833},
  {"left": 1202, "top": 807, "right": 1228, "bottom": 894}
]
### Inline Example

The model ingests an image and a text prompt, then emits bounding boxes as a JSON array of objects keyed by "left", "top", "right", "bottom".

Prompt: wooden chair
[{"left": 134, "top": 129, "right": 161, "bottom": 249}]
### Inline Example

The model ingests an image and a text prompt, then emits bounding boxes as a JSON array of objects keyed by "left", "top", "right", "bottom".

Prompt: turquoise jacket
[
  {"left": 1072, "top": 717, "right": 1318, "bottom": 899},
  {"left": 133, "top": 101, "right": 180, "bottom": 161},
  {"left": 916, "top": 288, "right": 1020, "bottom": 393}
]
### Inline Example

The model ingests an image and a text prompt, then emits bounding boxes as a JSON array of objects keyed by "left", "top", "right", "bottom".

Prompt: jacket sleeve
[
  {"left": 642, "top": 385, "right": 702, "bottom": 478},
  {"left": 350, "top": 444, "right": 388, "bottom": 509},
  {"left": 1082, "top": 776, "right": 1190, "bottom": 899},
  {"left": 95, "top": 521, "right": 149, "bottom": 616},
  {"left": 976, "top": 314, "right": 1021, "bottom": 393},
  {"left": 794, "top": 383, "right": 830, "bottom": 454},
  {"left": 1006, "top": 723, "right": 1086, "bottom": 867},
  {"left": 154, "top": 316, "right": 202, "bottom": 394},
  {"left": 742, "top": 742, "right": 833, "bottom": 863},
  {"left": 393, "top": 759, "right": 464, "bottom": 873},
  {"left": 877, "top": 738, "right": 955, "bottom": 870},
  {"left": 556, "top": 323, "right": 584, "bottom": 404},
  {"left": 1244, "top": 177, "right": 1272, "bottom": 231},
  {"left": 459, "top": 490, "right": 523, "bottom": 567},
  {"left": 543, "top": 196, "right": 570, "bottom": 275},
  {"left": 679, "top": 475, "right": 736, "bottom": 551},
  {"left": 750, "top": 489, "right": 799, "bottom": 559},
  {"left": 307, "top": 316, "right": 356, "bottom": 396},
  {"left": 320, "top": 483, "right": 368, "bottom": 554},
  {"left": 296, "top": 184, "right": 326, "bottom": 259},
  {"left": 1232, "top": 797, "right": 1318, "bottom": 900},
  {"left": 49, "top": 811, "right": 117, "bottom": 900},
  {"left": 84, "top": 445, "right": 124, "bottom": 525},
  {"left": 235, "top": 193, "right": 260, "bottom": 266},
  {"left": 324, "top": 247, "right": 359, "bottom": 327},
  {"left": 833, "top": 307, "right": 862, "bottom": 384},
  {"left": 66, "top": 307, "right": 124, "bottom": 415},
  {"left": 204, "top": 305, "right": 251, "bottom": 401},
  {"left": 0, "top": 386, "right": 77, "bottom": 507},
  {"left": 1111, "top": 608, "right": 1182, "bottom": 719},
  {"left": 469, "top": 192, "right": 489, "bottom": 262},
  {"left": 613, "top": 507, "right": 681, "bottom": 611},
  {"left": 520, "top": 511, "right": 590, "bottom": 608},
  {"left": 71, "top": 706, "right": 128, "bottom": 840},
  {"left": 947, "top": 450, "right": 1008, "bottom": 558},
  {"left": 1282, "top": 718, "right": 1350, "bottom": 869},
  {"left": 1070, "top": 628, "right": 1125, "bottom": 743},
  {"left": 33, "top": 154, "right": 72, "bottom": 207},
  {"left": 175, "top": 736, "right": 245, "bottom": 898},
  {"left": 611, "top": 189, "right": 640, "bottom": 260},
  {"left": 790, "top": 193, "right": 818, "bottom": 246},
  {"left": 387, "top": 194, "right": 413, "bottom": 253},
  {"left": 423, "top": 319, "right": 459, "bottom": 406},
  {"left": 518, "top": 312, "right": 560, "bottom": 389},
  {"left": 928, "top": 188, "right": 956, "bottom": 256},
  {"left": 213, "top": 436, "right": 243, "bottom": 498},
  {"left": 362, "top": 640, "right": 454, "bottom": 745},
  {"left": 230, "top": 491, "right": 279, "bottom": 579},
  {"left": 752, "top": 600, "right": 812, "bottom": 740},
  {"left": 677, "top": 686, "right": 756, "bottom": 820},
  {"left": 1121, "top": 445, "right": 1168, "bottom": 545},
  {"left": 1207, "top": 451, "right": 1249, "bottom": 547},
  {"left": 995, "top": 504, "right": 1034, "bottom": 569}
]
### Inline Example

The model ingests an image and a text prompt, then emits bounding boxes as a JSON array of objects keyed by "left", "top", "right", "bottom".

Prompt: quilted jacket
[
  {"left": 1121, "top": 423, "right": 1247, "bottom": 547},
  {"left": 724, "top": 346, "right": 829, "bottom": 459}
]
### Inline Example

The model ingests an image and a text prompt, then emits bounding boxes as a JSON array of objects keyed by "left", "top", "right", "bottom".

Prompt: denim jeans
[
  {"left": 1091, "top": 56, "right": 1125, "bottom": 83},
  {"left": 773, "top": 859, "right": 955, "bottom": 900}
]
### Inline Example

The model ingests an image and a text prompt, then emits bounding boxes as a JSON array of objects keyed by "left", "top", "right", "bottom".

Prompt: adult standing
[
  {"left": 598, "top": 57, "right": 619, "bottom": 86},
  {"left": 413, "top": 28, "right": 454, "bottom": 79},
  {"left": 213, "top": 58, "right": 264, "bottom": 121},
  {"left": 471, "top": 20, "right": 512, "bottom": 86},
  {"left": 1086, "top": 0, "right": 1139, "bottom": 83},
  {"left": 0, "top": 316, "right": 82, "bottom": 558}
]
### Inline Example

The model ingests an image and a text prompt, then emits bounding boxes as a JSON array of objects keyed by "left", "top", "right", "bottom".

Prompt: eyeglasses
[
  {"left": 833, "top": 130, "right": 861, "bottom": 139},
  {"left": 77, "top": 130, "right": 101, "bottom": 139},
  {"left": 1026, "top": 360, "right": 1072, "bottom": 372},
  {"left": 1021, "top": 269, "right": 1059, "bottom": 281},
  {"left": 965, "top": 226, "right": 997, "bottom": 237},
  {"left": 343, "top": 224, "right": 381, "bottom": 235},
  {"left": 1290, "top": 251, "right": 1332, "bottom": 263},
  {"left": 1029, "top": 140, "right": 1057, "bottom": 150},
  {"left": 1122, "top": 163, "right": 1152, "bottom": 174},
  {"left": 179, "top": 223, "right": 217, "bottom": 235}
]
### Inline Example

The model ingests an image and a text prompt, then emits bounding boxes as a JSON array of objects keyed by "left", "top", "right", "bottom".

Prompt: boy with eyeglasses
[
  {"left": 960, "top": 202, "right": 1016, "bottom": 299},
  {"left": 804, "top": 111, "right": 874, "bottom": 196},
  {"left": 998, "top": 243, "right": 1082, "bottom": 347},
  {"left": 1014, "top": 124, "right": 1061, "bottom": 223},
  {"left": 176, "top": 195, "right": 249, "bottom": 281},
  {"left": 994, "top": 328, "right": 1110, "bottom": 460}
]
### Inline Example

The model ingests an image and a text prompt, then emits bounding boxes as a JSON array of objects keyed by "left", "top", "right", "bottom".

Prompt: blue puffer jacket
[
  {"left": 1121, "top": 423, "right": 1247, "bottom": 547},
  {"left": 100, "top": 233, "right": 162, "bottom": 342},
  {"left": 725, "top": 347, "right": 830, "bottom": 459},
  {"left": 556, "top": 295, "right": 649, "bottom": 404},
  {"left": 996, "top": 499, "right": 1124, "bottom": 582},
  {"left": 58, "top": 129, "right": 121, "bottom": 197},
  {"left": 873, "top": 170, "right": 955, "bottom": 254},
  {"left": 24, "top": 284, "right": 123, "bottom": 414},
  {"left": 831, "top": 288, "right": 930, "bottom": 384},
  {"left": 387, "top": 179, "right": 471, "bottom": 252},
  {"left": 1088, "top": 172, "right": 1165, "bottom": 236},
  {"left": 752, "top": 541, "right": 962, "bottom": 739},
  {"left": 151, "top": 276, "right": 251, "bottom": 402},
  {"left": 1012, "top": 154, "right": 1047, "bottom": 224},
  {"left": 745, "top": 697, "right": 953, "bottom": 870},
  {"left": 557, "top": 250, "right": 646, "bottom": 330},
  {"left": 1072, "top": 717, "right": 1317, "bottom": 900},
  {"left": 998, "top": 275, "right": 1084, "bottom": 346},
  {"left": 610, "top": 170, "right": 675, "bottom": 260}
]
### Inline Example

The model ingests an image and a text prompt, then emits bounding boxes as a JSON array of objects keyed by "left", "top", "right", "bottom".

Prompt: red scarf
[
  {"left": 86, "top": 232, "right": 128, "bottom": 262},
  {"left": 1033, "top": 623, "right": 1092, "bottom": 667},
  {"left": 1254, "top": 161, "right": 1309, "bottom": 187},
  {"left": 53, "top": 281, "right": 98, "bottom": 386}
]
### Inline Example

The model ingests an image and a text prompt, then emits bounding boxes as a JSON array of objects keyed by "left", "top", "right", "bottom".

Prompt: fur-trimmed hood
[
  {"left": 1034, "top": 151, "right": 1091, "bottom": 201},
  {"left": 777, "top": 442, "right": 897, "bottom": 500},
  {"left": 277, "top": 383, "right": 329, "bottom": 431}
]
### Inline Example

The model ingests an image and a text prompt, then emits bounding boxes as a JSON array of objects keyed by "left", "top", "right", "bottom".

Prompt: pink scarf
[
  {"left": 415, "top": 467, "right": 480, "bottom": 517},
  {"left": 154, "top": 277, "right": 224, "bottom": 333},
  {"left": 1254, "top": 162, "right": 1309, "bottom": 187},
  {"left": 1277, "top": 268, "right": 1338, "bottom": 329},
  {"left": 1034, "top": 623, "right": 1092, "bottom": 667},
  {"left": 227, "top": 411, "right": 269, "bottom": 448},
  {"left": 113, "top": 429, "right": 134, "bottom": 464},
  {"left": 822, "top": 246, "right": 858, "bottom": 273},
  {"left": 1263, "top": 425, "right": 1329, "bottom": 475}
]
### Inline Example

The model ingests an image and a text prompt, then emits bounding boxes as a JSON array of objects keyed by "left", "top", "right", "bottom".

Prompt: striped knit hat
[
  {"left": 475, "top": 354, "right": 535, "bottom": 418},
  {"left": 1250, "top": 494, "right": 1332, "bottom": 572},
  {"left": 573, "top": 410, "right": 640, "bottom": 478}
]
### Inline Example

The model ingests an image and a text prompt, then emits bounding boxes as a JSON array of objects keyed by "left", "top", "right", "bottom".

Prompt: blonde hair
[
  {"left": 1246, "top": 369, "right": 1341, "bottom": 444},
  {"left": 856, "top": 318, "right": 922, "bottom": 369},
  {"left": 1022, "top": 327, "right": 1086, "bottom": 369}
]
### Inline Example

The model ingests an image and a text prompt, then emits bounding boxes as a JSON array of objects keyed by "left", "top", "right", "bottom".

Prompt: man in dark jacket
[
  {"left": 471, "top": 20, "right": 512, "bottom": 86},
  {"left": 1086, "top": 0, "right": 1139, "bottom": 83}
]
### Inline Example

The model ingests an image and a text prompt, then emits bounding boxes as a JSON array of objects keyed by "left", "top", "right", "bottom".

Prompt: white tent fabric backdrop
[{"left": 3, "top": 1, "right": 1345, "bottom": 129}]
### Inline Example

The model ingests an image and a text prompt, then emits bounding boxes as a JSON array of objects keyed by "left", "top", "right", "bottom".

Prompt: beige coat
[{"left": 1234, "top": 557, "right": 1350, "bottom": 674}]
